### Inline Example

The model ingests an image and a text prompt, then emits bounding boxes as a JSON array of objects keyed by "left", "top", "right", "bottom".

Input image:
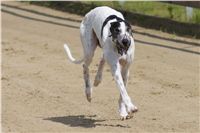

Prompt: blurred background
[
  {"left": 86, "top": 1, "right": 200, "bottom": 24},
  {"left": 28, "top": 1, "right": 200, "bottom": 38}
]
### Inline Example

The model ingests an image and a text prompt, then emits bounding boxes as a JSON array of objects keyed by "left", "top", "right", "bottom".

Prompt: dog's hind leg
[
  {"left": 82, "top": 49, "right": 96, "bottom": 102},
  {"left": 83, "top": 63, "right": 92, "bottom": 102},
  {"left": 80, "top": 22, "right": 98, "bottom": 102},
  {"left": 94, "top": 56, "right": 105, "bottom": 87}
]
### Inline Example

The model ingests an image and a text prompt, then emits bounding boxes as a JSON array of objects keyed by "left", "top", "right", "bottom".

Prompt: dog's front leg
[
  {"left": 121, "top": 64, "right": 130, "bottom": 87},
  {"left": 119, "top": 64, "right": 138, "bottom": 120},
  {"left": 105, "top": 56, "right": 136, "bottom": 119},
  {"left": 118, "top": 64, "right": 130, "bottom": 120}
]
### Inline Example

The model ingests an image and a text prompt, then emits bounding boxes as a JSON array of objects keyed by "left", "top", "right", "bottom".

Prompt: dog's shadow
[{"left": 43, "top": 115, "right": 130, "bottom": 128}]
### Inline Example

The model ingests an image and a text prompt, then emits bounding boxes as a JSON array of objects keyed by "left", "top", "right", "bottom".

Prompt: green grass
[
  {"left": 84, "top": 1, "right": 200, "bottom": 24},
  {"left": 27, "top": 1, "right": 200, "bottom": 38}
]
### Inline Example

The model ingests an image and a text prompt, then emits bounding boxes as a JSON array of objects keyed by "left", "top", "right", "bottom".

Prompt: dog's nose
[{"left": 122, "top": 38, "right": 130, "bottom": 46}]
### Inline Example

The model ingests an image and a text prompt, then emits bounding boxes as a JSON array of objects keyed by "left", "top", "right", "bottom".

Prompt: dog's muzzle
[{"left": 116, "top": 36, "right": 131, "bottom": 55}]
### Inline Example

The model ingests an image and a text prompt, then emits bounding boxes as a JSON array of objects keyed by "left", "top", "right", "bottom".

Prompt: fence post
[{"left": 186, "top": 6, "right": 193, "bottom": 22}]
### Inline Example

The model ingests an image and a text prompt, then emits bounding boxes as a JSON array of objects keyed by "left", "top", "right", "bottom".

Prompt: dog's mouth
[
  {"left": 116, "top": 41, "right": 130, "bottom": 55},
  {"left": 110, "top": 33, "right": 131, "bottom": 55}
]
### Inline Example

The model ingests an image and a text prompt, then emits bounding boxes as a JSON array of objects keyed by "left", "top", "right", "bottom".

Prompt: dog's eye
[{"left": 114, "top": 28, "right": 120, "bottom": 33}]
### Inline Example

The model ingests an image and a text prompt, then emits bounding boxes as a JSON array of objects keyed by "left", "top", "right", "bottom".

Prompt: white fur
[
  {"left": 64, "top": 44, "right": 84, "bottom": 64},
  {"left": 64, "top": 6, "right": 137, "bottom": 120}
]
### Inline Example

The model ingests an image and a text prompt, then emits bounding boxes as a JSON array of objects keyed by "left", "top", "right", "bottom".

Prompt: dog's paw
[
  {"left": 93, "top": 75, "right": 102, "bottom": 87},
  {"left": 120, "top": 106, "right": 137, "bottom": 120},
  {"left": 127, "top": 105, "right": 138, "bottom": 114},
  {"left": 86, "top": 93, "right": 92, "bottom": 102},
  {"left": 85, "top": 89, "right": 92, "bottom": 102},
  {"left": 93, "top": 79, "right": 101, "bottom": 87},
  {"left": 119, "top": 108, "right": 129, "bottom": 120},
  {"left": 120, "top": 115, "right": 133, "bottom": 121}
]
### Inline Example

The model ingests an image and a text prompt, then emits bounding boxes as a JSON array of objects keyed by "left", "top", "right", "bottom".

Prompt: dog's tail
[{"left": 63, "top": 43, "right": 84, "bottom": 64}]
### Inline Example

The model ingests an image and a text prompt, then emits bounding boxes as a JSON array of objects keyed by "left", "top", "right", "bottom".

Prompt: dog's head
[{"left": 110, "top": 21, "right": 133, "bottom": 55}]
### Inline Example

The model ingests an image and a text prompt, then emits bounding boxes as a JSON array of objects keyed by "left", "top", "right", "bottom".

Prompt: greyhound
[{"left": 64, "top": 6, "right": 137, "bottom": 120}]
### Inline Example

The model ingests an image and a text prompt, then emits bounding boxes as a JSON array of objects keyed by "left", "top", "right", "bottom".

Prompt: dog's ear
[
  {"left": 124, "top": 20, "right": 133, "bottom": 37},
  {"left": 110, "top": 22, "right": 120, "bottom": 36},
  {"left": 127, "top": 26, "right": 133, "bottom": 36}
]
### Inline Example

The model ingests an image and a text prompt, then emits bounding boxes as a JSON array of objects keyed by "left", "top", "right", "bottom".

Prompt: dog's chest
[
  {"left": 119, "top": 54, "right": 132, "bottom": 66},
  {"left": 119, "top": 58, "right": 127, "bottom": 66}
]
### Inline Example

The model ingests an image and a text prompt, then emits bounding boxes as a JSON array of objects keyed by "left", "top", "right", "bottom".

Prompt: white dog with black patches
[{"left": 64, "top": 6, "right": 138, "bottom": 120}]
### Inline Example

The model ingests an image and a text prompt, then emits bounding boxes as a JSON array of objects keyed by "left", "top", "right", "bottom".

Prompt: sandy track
[{"left": 2, "top": 2, "right": 199, "bottom": 133}]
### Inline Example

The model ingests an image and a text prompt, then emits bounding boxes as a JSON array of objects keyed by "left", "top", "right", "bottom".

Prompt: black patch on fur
[{"left": 110, "top": 21, "right": 121, "bottom": 38}]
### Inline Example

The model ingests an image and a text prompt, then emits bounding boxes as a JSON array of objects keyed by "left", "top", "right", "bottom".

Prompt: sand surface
[{"left": 2, "top": 2, "right": 199, "bottom": 133}]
